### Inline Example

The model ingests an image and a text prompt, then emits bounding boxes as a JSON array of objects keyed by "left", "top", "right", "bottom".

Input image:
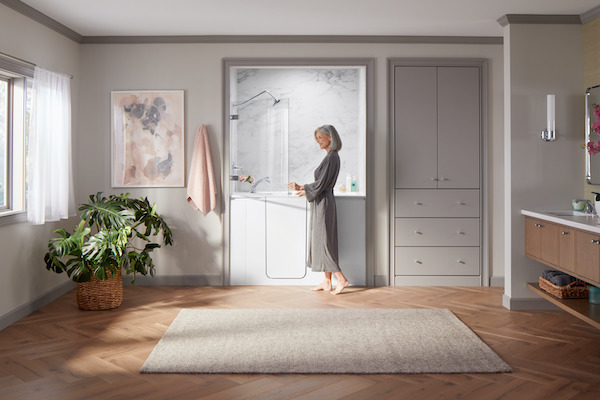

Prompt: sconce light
[{"left": 540, "top": 94, "right": 556, "bottom": 141}]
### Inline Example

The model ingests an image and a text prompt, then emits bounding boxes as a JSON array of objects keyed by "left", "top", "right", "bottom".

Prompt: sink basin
[{"left": 543, "top": 210, "right": 593, "bottom": 217}]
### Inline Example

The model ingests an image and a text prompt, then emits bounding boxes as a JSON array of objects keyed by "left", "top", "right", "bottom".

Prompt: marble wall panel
[{"left": 231, "top": 67, "right": 364, "bottom": 193}]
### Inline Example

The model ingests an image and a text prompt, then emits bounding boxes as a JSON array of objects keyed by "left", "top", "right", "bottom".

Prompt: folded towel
[
  {"left": 186, "top": 125, "right": 217, "bottom": 216},
  {"left": 542, "top": 269, "right": 578, "bottom": 286}
]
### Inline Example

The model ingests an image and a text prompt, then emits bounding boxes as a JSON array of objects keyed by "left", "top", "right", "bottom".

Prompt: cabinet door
[
  {"left": 558, "top": 227, "right": 575, "bottom": 274},
  {"left": 575, "top": 231, "right": 600, "bottom": 284},
  {"left": 394, "top": 66, "right": 437, "bottom": 189},
  {"left": 524, "top": 217, "right": 542, "bottom": 260},
  {"left": 524, "top": 217, "right": 558, "bottom": 266},
  {"left": 437, "top": 67, "right": 480, "bottom": 189}
]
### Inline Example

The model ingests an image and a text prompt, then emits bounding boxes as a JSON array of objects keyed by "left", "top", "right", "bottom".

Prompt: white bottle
[{"left": 346, "top": 174, "right": 352, "bottom": 193}]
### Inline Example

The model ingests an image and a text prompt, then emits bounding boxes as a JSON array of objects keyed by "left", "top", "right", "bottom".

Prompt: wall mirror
[{"left": 586, "top": 84, "right": 600, "bottom": 184}]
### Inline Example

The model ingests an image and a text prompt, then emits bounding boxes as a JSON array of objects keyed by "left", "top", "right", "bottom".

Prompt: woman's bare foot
[
  {"left": 311, "top": 280, "right": 332, "bottom": 291},
  {"left": 331, "top": 280, "right": 350, "bottom": 295}
]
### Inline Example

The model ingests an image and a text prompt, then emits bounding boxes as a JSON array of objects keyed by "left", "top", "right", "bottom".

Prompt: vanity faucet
[{"left": 576, "top": 199, "right": 596, "bottom": 214}]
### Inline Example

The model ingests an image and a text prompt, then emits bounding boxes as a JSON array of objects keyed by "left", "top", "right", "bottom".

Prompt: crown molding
[
  {"left": 80, "top": 35, "right": 502, "bottom": 45},
  {"left": 0, "top": 0, "right": 83, "bottom": 43},
  {"left": 497, "top": 14, "right": 582, "bottom": 27},
  {"left": 581, "top": 4, "right": 600, "bottom": 24}
]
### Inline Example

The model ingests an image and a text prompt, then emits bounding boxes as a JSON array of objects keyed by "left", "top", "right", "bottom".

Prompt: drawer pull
[
  {"left": 561, "top": 231, "right": 569, "bottom": 235},
  {"left": 415, "top": 260, "right": 422, "bottom": 264},
  {"left": 431, "top": 177, "right": 439, "bottom": 181},
  {"left": 457, "top": 231, "right": 465, "bottom": 235},
  {"left": 457, "top": 201, "right": 466, "bottom": 206},
  {"left": 592, "top": 239, "right": 600, "bottom": 244},
  {"left": 439, "top": 177, "right": 448, "bottom": 181},
  {"left": 414, "top": 202, "right": 423, "bottom": 206},
  {"left": 457, "top": 260, "right": 466, "bottom": 264},
  {"left": 534, "top": 223, "right": 543, "bottom": 228},
  {"left": 414, "top": 230, "right": 423, "bottom": 235}
]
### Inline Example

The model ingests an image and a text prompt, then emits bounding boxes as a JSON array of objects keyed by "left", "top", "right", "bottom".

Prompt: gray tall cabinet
[{"left": 390, "top": 59, "right": 486, "bottom": 286}]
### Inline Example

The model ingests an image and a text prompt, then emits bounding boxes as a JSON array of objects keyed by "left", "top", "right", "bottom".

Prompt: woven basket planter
[{"left": 76, "top": 268, "right": 123, "bottom": 310}]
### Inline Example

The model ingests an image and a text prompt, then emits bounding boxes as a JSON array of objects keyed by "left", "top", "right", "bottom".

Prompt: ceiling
[{"left": 14, "top": 0, "right": 600, "bottom": 37}]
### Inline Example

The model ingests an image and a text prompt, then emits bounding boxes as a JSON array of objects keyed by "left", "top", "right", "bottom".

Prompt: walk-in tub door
[{"left": 265, "top": 196, "right": 307, "bottom": 279}]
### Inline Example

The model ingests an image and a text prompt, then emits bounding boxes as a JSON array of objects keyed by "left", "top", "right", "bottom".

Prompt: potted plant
[{"left": 44, "top": 192, "right": 173, "bottom": 310}]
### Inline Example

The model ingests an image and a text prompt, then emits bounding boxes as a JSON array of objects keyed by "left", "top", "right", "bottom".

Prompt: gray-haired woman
[{"left": 287, "top": 125, "right": 350, "bottom": 295}]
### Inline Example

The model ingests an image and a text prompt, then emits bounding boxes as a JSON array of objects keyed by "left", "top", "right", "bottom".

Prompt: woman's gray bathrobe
[{"left": 304, "top": 150, "right": 341, "bottom": 272}]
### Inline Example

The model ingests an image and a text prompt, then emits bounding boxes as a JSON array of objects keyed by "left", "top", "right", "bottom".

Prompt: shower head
[{"left": 233, "top": 90, "right": 281, "bottom": 107}]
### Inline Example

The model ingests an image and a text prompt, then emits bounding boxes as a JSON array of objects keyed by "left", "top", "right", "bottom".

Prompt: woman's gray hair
[{"left": 314, "top": 124, "right": 342, "bottom": 151}]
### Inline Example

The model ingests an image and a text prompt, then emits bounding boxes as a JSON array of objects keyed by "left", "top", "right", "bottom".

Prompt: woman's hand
[{"left": 287, "top": 182, "right": 303, "bottom": 191}]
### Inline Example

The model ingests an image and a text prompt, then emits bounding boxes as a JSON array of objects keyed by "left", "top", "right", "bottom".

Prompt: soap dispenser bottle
[
  {"left": 351, "top": 176, "right": 358, "bottom": 192},
  {"left": 346, "top": 174, "right": 352, "bottom": 193}
]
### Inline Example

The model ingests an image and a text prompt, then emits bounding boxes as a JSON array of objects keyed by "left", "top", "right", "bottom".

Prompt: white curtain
[{"left": 27, "top": 67, "right": 75, "bottom": 224}]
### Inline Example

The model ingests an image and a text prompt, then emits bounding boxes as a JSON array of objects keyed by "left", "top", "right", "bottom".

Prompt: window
[{"left": 0, "top": 53, "right": 33, "bottom": 225}]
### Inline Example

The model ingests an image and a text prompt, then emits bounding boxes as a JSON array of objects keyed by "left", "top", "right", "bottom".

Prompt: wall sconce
[{"left": 540, "top": 94, "right": 556, "bottom": 141}]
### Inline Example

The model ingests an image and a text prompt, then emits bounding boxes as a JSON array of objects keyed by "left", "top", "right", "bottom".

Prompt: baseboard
[
  {"left": 374, "top": 275, "right": 389, "bottom": 287},
  {"left": 0, "top": 280, "right": 75, "bottom": 331},
  {"left": 502, "top": 294, "right": 559, "bottom": 311},
  {"left": 490, "top": 275, "right": 504, "bottom": 287},
  {"left": 130, "top": 275, "right": 224, "bottom": 286}
]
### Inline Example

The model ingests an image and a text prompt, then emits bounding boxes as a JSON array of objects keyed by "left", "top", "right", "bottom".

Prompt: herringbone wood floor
[{"left": 1, "top": 285, "right": 599, "bottom": 400}]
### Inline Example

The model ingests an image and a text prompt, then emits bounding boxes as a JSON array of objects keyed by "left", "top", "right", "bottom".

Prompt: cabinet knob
[{"left": 592, "top": 239, "right": 600, "bottom": 244}]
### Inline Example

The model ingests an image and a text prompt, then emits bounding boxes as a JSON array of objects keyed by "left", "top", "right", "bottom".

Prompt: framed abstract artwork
[{"left": 111, "top": 90, "right": 185, "bottom": 187}]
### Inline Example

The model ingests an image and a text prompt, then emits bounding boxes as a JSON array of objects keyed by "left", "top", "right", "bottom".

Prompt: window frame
[{"left": 0, "top": 53, "right": 33, "bottom": 226}]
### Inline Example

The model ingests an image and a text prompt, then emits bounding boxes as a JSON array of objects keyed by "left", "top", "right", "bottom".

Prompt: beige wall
[
  {"left": 0, "top": 1, "right": 507, "bottom": 323},
  {"left": 504, "top": 23, "right": 584, "bottom": 307},
  {"left": 78, "top": 42, "right": 505, "bottom": 286},
  {"left": 0, "top": 3, "right": 80, "bottom": 319}
]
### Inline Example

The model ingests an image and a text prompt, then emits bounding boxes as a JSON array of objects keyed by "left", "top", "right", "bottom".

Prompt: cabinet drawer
[
  {"left": 395, "top": 218, "right": 480, "bottom": 246},
  {"left": 394, "top": 247, "right": 480, "bottom": 275},
  {"left": 395, "top": 189, "right": 479, "bottom": 218}
]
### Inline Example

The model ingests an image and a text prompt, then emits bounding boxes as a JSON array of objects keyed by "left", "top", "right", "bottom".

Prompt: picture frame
[{"left": 111, "top": 90, "right": 185, "bottom": 187}]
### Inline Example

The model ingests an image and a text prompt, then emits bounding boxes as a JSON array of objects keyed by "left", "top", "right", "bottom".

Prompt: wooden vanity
[{"left": 522, "top": 210, "right": 600, "bottom": 328}]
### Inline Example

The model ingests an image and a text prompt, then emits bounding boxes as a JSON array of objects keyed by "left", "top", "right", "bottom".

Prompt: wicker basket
[
  {"left": 538, "top": 276, "right": 589, "bottom": 299},
  {"left": 76, "top": 268, "right": 123, "bottom": 310}
]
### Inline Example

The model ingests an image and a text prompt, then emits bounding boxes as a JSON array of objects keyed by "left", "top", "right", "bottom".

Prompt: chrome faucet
[
  {"left": 575, "top": 199, "right": 596, "bottom": 214},
  {"left": 250, "top": 176, "right": 270, "bottom": 193}
]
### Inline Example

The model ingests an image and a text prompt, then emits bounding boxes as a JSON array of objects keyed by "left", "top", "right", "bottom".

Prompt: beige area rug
[{"left": 140, "top": 308, "right": 511, "bottom": 374}]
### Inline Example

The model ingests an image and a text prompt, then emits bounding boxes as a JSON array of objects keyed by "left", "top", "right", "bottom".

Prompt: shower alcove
[{"left": 223, "top": 59, "right": 373, "bottom": 286}]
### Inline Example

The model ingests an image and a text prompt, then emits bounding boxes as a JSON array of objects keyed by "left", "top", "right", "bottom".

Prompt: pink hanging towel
[{"left": 187, "top": 125, "right": 217, "bottom": 215}]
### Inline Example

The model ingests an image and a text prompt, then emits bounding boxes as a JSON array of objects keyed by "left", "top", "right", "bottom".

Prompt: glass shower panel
[{"left": 230, "top": 97, "right": 289, "bottom": 195}]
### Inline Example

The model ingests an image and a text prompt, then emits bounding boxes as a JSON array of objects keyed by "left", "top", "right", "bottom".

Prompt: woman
[{"left": 288, "top": 125, "right": 350, "bottom": 295}]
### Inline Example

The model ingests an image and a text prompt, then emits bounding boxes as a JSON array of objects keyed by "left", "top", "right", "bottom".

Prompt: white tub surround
[{"left": 230, "top": 195, "right": 366, "bottom": 286}]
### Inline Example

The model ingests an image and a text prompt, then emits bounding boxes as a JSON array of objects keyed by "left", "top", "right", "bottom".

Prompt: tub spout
[{"left": 250, "top": 176, "right": 270, "bottom": 193}]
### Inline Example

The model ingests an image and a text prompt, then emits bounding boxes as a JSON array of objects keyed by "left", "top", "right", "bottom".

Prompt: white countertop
[{"left": 521, "top": 209, "right": 600, "bottom": 234}]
